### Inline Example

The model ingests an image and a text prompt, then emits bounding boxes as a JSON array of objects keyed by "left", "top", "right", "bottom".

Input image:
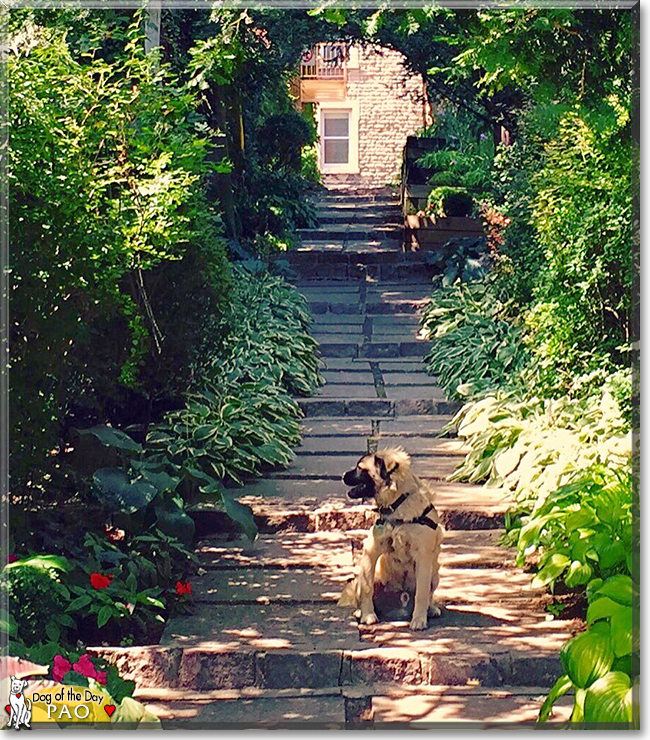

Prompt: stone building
[{"left": 298, "top": 42, "right": 429, "bottom": 190}]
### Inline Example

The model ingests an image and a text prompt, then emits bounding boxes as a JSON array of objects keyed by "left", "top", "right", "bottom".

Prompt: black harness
[{"left": 376, "top": 492, "right": 438, "bottom": 531}]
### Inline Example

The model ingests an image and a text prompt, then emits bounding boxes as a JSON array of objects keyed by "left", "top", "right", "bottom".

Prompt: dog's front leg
[
  {"left": 358, "top": 531, "right": 384, "bottom": 625},
  {"left": 410, "top": 555, "right": 434, "bottom": 631}
]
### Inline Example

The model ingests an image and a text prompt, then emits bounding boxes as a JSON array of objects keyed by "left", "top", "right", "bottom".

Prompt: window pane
[
  {"left": 324, "top": 139, "right": 349, "bottom": 164},
  {"left": 324, "top": 114, "right": 349, "bottom": 137}
]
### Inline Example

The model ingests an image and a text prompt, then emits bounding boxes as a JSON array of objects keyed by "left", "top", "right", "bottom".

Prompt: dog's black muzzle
[{"left": 343, "top": 467, "right": 375, "bottom": 500}]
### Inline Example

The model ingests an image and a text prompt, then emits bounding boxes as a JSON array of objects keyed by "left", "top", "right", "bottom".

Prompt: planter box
[{"left": 404, "top": 215, "right": 484, "bottom": 251}]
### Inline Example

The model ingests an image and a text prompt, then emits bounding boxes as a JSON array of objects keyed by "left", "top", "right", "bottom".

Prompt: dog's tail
[{"left": 337, "top": 578, "right": 359, "bottom": 608}]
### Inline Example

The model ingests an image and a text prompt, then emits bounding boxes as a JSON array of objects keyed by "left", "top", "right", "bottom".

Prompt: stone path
[{"left": 92, "top": 190, "right": 579, "bottom": 727}]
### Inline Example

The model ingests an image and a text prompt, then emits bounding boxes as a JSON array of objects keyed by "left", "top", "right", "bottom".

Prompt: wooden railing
[{"left": 299, "top": 43, "right": 347, "bottom": 80}]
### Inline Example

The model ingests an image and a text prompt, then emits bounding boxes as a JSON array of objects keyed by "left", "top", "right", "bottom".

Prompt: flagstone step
[
  {"left": 298, "top": 225, "right": 402, "bottom": 241},
  {"left": 298, "top": 397, "right": 460, "bottom": 417},
  {"left": 189, "top": 480, "right": 510, "bottom": 536},
  {"left": 273, "top": 452, "right": 459, "bottom": 480},
  {"left": 195, "top": 529, "right": 506, "bottom": 571},
  {"left": 296, "top": 436, "right": 467, "bottom": 456},
  {"left": 315, "top": 339, "right": 429, "bottom": 358},
  {"left": 134, "top": 684, "right": 572, "bottom": 727},
  {"left": 299, "top": 415, "right": 454, "bottom": 437},
  {"left": 316, "top": 211, "right": 401, "bottom": 225}
]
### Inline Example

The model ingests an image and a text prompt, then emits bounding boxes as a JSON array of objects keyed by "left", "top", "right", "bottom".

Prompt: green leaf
[
  {"left": 610, "top": 606, "right": 633, "bottom": 658},
  {"left": 564, "top": 560, "right": 593, "bottom": 587},
  {"left": 67, "top": 594, "right": 93, "bottom": 612},
  {"left": 5, "top": 554, "right": 69, "bottom": 572},
  {"left": 97, "top": 605, "right": 113, "bottom": 628},
  {"left": 583, "top": 672, "right": 633, "bottom": 723},
  {"left": 92, "top": 468, "right": 158, "bottom": 514},
  {"left": 598, "top": 541, "right": 626, "bottom": 570},
  {"left": 45, "top": 621, "right": 60, "bottom": 642},
  {"left": 561, "top": 621, "right": 615, "bottom": 688},
  {"left": 538, "top": 673, "right": 572, "bottom": 723},
  {"left": 154, "top": 496, "right": 195, "bottom": 546},
  {"left": 595, "top": 575, "right": 633, "bottom": 606},
  {"left": 0, "top": 608, "right": 17, "bottom": 637},
  {"left": 531, "top": 552, "right": 571, "bottom": 588},
  {"left": 222, "top": 494, "right": 257, "bottom": 541},
  {"left": 76, "top": 425, "right": 142, "bottom": 453}
]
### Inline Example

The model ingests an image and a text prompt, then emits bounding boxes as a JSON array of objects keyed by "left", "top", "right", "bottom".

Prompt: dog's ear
[{"left": 374, "top": 455, "right": 387, "bottom": 480}]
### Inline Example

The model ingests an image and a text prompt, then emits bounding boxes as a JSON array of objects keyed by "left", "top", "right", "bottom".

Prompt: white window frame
[{"left": 318, "top": 101, "right": 359, "bottom": 174}]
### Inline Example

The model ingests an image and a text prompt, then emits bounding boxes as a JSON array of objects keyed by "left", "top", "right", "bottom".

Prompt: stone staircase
[{"left": 90, "top": 190, "right": 579, "bottom": 728}]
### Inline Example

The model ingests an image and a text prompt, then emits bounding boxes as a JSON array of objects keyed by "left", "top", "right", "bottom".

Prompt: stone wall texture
[{"left": 322, "top": 44, "right": 426, "bottom": 190}]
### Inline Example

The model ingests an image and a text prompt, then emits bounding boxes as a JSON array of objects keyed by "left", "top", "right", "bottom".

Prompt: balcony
[
  {"left": 299, "top": 43, "right": 348, "bottom": 80},
  {"left": 298, "top": 43, "right": 349, "bottom": 104}
]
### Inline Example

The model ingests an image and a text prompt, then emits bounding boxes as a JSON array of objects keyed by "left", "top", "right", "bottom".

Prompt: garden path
[{"left": 93, "top": 190, "right": 579, "bottom": 727}]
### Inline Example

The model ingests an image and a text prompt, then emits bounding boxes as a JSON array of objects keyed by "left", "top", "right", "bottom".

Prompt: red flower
[
  {"left": 7, "top": 554, "right": 18, "bottom": 564},
  {"left": 176, "top": 580, "right": 191, "bottom": 597},
  {"left": 52, "top": 654, "right": 72, "bottom": 683},
  {"left": 90, "top": 572, "right": 113, "bottom": 590},
  {"left": 72, "top": 654, "right": 106, "bottom": 685}
]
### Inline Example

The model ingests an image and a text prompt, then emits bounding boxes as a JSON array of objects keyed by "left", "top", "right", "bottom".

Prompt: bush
[
  {"left": 8, "top": 18, "right": 231, "bottom": 490},
  {"left": 421, "top": 280, "right": 528, "bottom": 400},
  {"left": 1, "top": 556, "right": 70, "bottom": 645}
]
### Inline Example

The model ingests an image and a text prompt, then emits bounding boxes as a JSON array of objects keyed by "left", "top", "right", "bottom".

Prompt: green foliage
[
  {"left": 426, "top": 237, "right": 489, "bottom": 287},
  {"left": 149, "top": 267, "right": 323, "bottom": 534},
  {"left": 9, "top": 16, "right": 231, "bottom": 490},
  {"left": 421, "top": 280, "right": 528, "bottom": 400},
  {"left": 525, "top": 103, "right": 633, "bottom": 392},
  {"left": 1, "top": 557, "right": 70, "bottom": 645},
  {"left": 417, "top": 106, "right": 495, "bottom": 216},
  {"left": 517, "top": 467, "right": 631, "bottom": 589},
  {"left": 258, "top": 110, "right": 317, "bottom": 170},
  {"left": 451, "top": 386, "right": 631, "bottom": 508}
]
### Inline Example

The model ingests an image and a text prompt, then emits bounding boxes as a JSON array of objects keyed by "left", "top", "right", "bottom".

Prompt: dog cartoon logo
[{"left": 7, "top": 676, "right": 31, "bottom": 730}]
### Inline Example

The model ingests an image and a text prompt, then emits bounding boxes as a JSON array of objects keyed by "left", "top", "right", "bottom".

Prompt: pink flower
[
  {"left": 72, "top": 654, "right": 106, "bottom": 685},
  {"left": 52, "top": 654, "right": 72, "bottom": 683},
  {"left": 7, "top": 554, "right": 18, "bottom": 564}
]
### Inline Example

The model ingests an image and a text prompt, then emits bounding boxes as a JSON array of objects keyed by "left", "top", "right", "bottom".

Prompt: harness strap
[
  {"left": 376, "top": 503, "right": 438, "bottom": 530},
  {"left": 377, "top": 492, "right": 410, "bottom": 516}
]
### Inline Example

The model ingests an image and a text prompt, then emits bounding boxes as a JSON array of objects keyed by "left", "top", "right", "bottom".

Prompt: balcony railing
[{"left": 299, "top": 43, "right": 347, "bottom": 80}]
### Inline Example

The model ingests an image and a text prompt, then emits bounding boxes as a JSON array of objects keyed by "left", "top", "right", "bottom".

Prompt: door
[{"left": 319, "top": 103, "right": 359, "bottom": 174}]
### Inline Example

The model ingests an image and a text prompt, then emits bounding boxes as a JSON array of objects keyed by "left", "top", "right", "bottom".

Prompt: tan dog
[{"left": 338, "top": 448, "right": 444, "bottom": 630}]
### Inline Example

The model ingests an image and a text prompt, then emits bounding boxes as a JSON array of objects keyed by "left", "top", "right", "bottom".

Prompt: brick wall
[{"left": 323, "top": 44, "right": 426, "bottom": 190}]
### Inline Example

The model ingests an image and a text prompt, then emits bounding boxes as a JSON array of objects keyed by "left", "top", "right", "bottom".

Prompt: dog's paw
[
  {"left": 428, "top": 604, "right": 442, "bottom": 618},
  {"left": 409, "top": 613, "right": 428, "bottom": 631},
  {"left": 360, "top": 612, "right": 378, "bottom": 625}
]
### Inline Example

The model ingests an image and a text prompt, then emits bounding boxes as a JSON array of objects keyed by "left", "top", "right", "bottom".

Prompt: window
[
  {"left": 319, "top": 102, "right": 359, "bottom": 174},
  {"left": 323, "top": 111, "right": 349, "bottom": 165}
]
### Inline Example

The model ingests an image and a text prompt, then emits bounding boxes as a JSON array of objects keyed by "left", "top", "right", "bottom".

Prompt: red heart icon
[
  {"left": 15, "top": 694, "right": 20, "bottom": 699},
  {"left": 4, "top": 705, "right": 10, "bottom": 714},
  {"left": 104, "top": 705, "right": 116, "bottom": 718}
]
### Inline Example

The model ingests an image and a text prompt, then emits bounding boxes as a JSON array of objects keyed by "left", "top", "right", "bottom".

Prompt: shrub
[
  {"left": 8, "top": 18, "right": 231, "bottom": 490},
  {"left": 421, "top": 280, "right": 528, "bottom": 400},
  {"left": 1, "top": 556, "right": 70, "bottom": 645}
]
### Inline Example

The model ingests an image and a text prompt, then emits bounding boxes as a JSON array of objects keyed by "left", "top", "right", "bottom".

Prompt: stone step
[
  {"left": 313, "top": 192, "right": 397, "bottom": 205},
  {"left": 315, "top": 339, "right": 429, "bottom": 358},
  {"left": 287, "top": 253, "right": 436, "bottom": 282},
  {"left": 300, "top": 415, "right": 454, "bottom": 437},
  {"left": 189, "top": 480, "right": 509, "bottom": 536},
  {"left": 134, "top": 684, "right": 572, "bottom": 727},
  {"left": 273, "top": 453, "right": 459, "bottom": 480},
  {"left": 298, "top": 398, "right": 460, "bottom": 417},
  {"left": 296, "top": 436, "right": 467, "bottom": 456},
  {"left": 315, "top": 211, "right": 401, "bottom": 226},
  {"left": 298, "top": 225, "right": 402, "bottom": 242},
  {"left": 194, "top": 529, "right": 505, "bottom": 572},
  {"left": 96, "top": 607, "right": 574, "bottom": 691}
]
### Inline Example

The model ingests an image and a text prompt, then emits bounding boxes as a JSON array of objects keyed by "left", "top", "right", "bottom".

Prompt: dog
[
  {"left": 338, "top": 448, "right": 444, "bottom": 631},
  {"left": 8, "top": 676, "right": 31, "bottom": 729}
]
